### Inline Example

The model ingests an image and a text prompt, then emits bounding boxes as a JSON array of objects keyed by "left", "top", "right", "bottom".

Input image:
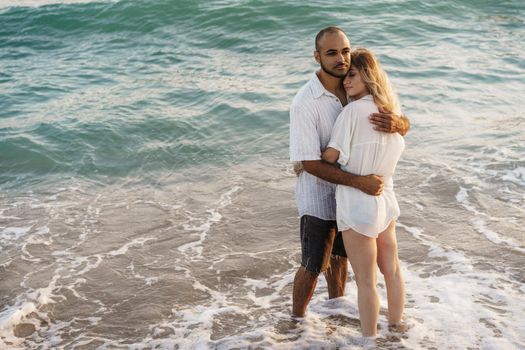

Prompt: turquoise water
[
  {"left": 2, "top": 0, "right": 522, "bottom": 189},
  {"left": 1, "top": 1, "right": 524, "bottom": 349}
]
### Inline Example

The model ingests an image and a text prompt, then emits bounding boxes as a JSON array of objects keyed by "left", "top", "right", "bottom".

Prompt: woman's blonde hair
[{"left": 350, "top": 48, "right": 400, "bottom": 115}]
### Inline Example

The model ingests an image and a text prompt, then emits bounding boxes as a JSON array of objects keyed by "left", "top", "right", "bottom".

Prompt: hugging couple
[{"left": 289, "top": 26, "right": 410, "bottom": 339}]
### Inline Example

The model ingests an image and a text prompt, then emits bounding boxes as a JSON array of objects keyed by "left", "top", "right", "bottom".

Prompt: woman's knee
[
  {"left": 377, "top": 235, "right": 397, "bottom": 253},
  {"left": 355, "top": 272, "right": 377, "bottom": 290},
  {"left": 379, "top": 260, "right": 401, "bottom": 279}
]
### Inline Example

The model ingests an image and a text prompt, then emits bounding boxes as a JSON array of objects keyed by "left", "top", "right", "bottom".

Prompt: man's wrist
[
  {"left": 345, "top": 173, "right": 359, "bottom": 188},
  {"left": 398, "top": 115, "right": 409, "bottom": 136}
]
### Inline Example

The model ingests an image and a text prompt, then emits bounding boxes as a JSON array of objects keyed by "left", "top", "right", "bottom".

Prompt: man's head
[{"left": 314, "top": 27, "right": 351, "bottom": 79}]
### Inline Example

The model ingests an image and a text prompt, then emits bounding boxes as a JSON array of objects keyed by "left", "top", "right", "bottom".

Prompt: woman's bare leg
[
  {"left": 377, "top": 221, "right": 405, "bottom": 326},
  {"left": 342, "top": 229, "right": 379, "bottom": 336}
]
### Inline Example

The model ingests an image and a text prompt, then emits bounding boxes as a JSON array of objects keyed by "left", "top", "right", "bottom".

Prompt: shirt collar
[
  {"left": 310, "top": 72, "right": 374, "bottom": 102},
  {"left": 310, "top": 71, "right": 336, "bottom": 99},
  {"left": 349, "top": 94, "right": 373, "bottom": 102}
]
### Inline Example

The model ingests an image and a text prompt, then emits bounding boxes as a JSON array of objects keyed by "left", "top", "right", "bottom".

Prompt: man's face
[{"left": 315, "top": 31, "right": 351, "bottom": 78}]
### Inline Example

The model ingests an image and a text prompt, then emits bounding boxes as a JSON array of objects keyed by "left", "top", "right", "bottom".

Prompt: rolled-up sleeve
[
  {"left": 327, "top": 109, "right": 353, "bottom": 166},
  {"left": 289, "top": 103, "right": 321, "bottom": 162}
]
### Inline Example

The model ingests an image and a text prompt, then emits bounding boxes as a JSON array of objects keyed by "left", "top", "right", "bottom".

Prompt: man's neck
[{"left": 317, "top": 70, "right": 347, "bottom": 105}]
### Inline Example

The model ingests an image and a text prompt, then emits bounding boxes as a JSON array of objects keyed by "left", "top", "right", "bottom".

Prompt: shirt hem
[
  {"left": 290, "top": 155, "right": 321, "bottom": 162},
  {"left": 337, "top": 215, "right": 399, "bottom": 238}
]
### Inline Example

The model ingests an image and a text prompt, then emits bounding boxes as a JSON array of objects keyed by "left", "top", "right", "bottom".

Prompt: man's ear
[{"left": 314, "top": 50, "right": 320, "bottom": 63}]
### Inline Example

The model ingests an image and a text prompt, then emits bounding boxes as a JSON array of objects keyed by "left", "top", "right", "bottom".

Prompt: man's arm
[
  {"left": 302, "top": 160, "right": 384, "bottom": 196},
  {"left": 290, "top": 103, "right": 383, "bottom": 196},
  {"left": 369, "top": 112, "right": 410, "bottom": 136}
]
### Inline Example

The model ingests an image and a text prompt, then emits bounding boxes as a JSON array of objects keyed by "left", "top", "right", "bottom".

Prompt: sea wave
[{"left": 0, "top": 0, "right": 117, "bottom": 11}]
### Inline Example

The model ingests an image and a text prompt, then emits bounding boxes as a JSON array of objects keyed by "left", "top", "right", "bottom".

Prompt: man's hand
[
  {"left": 369, "top": 108, "right": 409, "bottom": 136},
  {"left": 351, "top": 174, "right": 384, "bottom": 196},
  {"left": 293, "top": 162, "right": 304, "bottom": 176},
  {"left": 300, "top": 160, "right": 384, "bottom": 196}
]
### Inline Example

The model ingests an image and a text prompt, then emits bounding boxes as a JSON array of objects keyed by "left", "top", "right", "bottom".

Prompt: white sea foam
[
  {"left": 0, "top": 273, "right": 61, "bottom": 348},
  {"left": 27, "top": 274, "right": 61, "bottom": 305},
  {"left": 5, "top": 213, "right": 521, "bottom": 348},
  {"left": 20, "top": 225, "right": 52, "bottom": 262},
  {"left": 131, "top": 199, "right": 182, "bottom": 211},
  {"left": 502, "top": 167, "right": 525, "bottom": 187},
  {"left": 178, "top": 186, "right": 242, "bottom": 257},
  {"left": 0, "top": 0, "right": 117, "bottom": 10},
  {"left": 0, "top": 303, "right": 37, "bottom": 332},
  {"left": 73, "top": 254, "right": 103, "bottom": 275},
  {"left": 472, "top": 218, "right": 525, "bottom": 253},
  {"left": 20, "top": 244, "right": 41, "bottom": 263},
  {"left": 456, "top": 186, "right": 525, "bottom": 253},
  {"left": 455, "top": 186, "right": 468, "bottom": 203},
  {"left": 0, "top": 208, "right": 21, "bottom": 220},
  {"left": 0, "top": 226, "right": 32, "bottom": 240},
  {"left": 127, "top": 262, "right": 160, "bottom": 286},
  {"left": 0, "top": 226, "right": 33, "bottom": 251},
  {"left": 397, "top": 222, "right": 525, "bottom": 349},
  {"left": 107, "top": 236, "right": 155, "bottom": 256},
  {"left": 0, "top": 302, "right": 38, "bottom": 348}
]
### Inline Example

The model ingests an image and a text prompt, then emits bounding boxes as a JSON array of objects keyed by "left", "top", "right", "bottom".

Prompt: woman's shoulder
[{"left": 344, "top": 95, "right": 378, "bottom": 114}]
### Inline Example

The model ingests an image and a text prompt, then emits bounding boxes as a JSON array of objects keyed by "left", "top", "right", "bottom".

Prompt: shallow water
[{"left": 1, "top": 0, "right": 524, "bottom": 349}]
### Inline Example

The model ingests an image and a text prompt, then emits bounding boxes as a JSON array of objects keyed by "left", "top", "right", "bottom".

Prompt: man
[{"left": 289, "top": 26, "right": 409, "bottom": 317}]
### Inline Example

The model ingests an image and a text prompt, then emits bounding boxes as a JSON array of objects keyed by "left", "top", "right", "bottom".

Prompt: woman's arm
[
  {"left": 321, "top": 147, "right": 340, "bottom": 164},
  {"left": 315, "top": 109, "right": 383, "bottom": 195}
]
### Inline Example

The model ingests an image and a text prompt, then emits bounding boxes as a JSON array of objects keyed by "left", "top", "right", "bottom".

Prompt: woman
[{"left": 322, "top": 48, "right": 405, "bottom": 337}]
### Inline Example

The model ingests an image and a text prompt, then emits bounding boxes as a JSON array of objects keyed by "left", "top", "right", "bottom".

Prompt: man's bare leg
[
  {"left": 292, "top": 266, "right": 318, "bottom": 317},
  {"left": 324, "top": 255, "right": 348, "bottom": 299}
]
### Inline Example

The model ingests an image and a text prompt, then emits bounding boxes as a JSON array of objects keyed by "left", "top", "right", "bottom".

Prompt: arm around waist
[{"left": 302, "top": 160, "right": 384, "bottom": 196}]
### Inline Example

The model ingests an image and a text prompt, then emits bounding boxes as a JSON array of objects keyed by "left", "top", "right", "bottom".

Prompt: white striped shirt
[{"left": 289, "top": 72, "right": 345, "bottom": 220}]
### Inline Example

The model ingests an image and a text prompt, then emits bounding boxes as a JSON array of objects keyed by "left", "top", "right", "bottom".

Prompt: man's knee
[
  {"left": 303, "top": 253, "right": 328, "bottom": 276},
  {"left": 325, "top": 255, "right": 347, "bottom": 276},
  {"left": 297, "top": 265, "right": 320, "bottom": 280},
  {"left": 329, "top": 254, "right": 347, "bottom": 266},
  {"left": 299, "top": 215, "right": 339, "bottom": 276}
]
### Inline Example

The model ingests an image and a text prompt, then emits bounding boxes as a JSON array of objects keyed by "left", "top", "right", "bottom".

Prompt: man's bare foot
[{"left": 291, "top": 314, "right": 305, "bottom": 320}]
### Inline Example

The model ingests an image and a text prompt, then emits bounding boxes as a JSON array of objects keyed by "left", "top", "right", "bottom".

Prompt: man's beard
[{"left": 320, "top": 60, "right": 348, "bottom": 78}]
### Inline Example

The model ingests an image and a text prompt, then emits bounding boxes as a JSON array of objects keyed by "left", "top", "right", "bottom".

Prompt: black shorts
[{"left": 300, "top": 215, "right": 347, "bottom": 275}]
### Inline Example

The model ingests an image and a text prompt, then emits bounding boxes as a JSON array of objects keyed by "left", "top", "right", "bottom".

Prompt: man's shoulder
[{"left": 291, "top": 80, "right": 318, "bottom": 111}]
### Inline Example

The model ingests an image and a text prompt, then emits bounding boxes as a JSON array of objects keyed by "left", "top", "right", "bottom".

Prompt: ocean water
[{"left": 1, "top": 0, "right": 524, "bottom": 348}]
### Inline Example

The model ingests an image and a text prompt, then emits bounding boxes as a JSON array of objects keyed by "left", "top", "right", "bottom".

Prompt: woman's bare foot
[{"left": 388, "top": 322, "right": 409, "bottom": 333}]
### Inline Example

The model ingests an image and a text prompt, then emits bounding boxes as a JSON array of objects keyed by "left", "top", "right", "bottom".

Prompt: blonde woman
[{"left": 322, "top": 48, "right": 406, "bottom": 337}]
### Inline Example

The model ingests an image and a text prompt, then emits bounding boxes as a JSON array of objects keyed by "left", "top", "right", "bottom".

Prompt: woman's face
[{"left": 343, "top": 66, "right": 368, "bottom": 100}]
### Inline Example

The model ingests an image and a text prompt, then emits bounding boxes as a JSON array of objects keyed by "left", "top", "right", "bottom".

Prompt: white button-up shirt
[
  {"left": 289, "top": 72, "right": 345, "bottom": 220},
  {"left": 328, "top": 95, "right": 405, "bottom": 236}
]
